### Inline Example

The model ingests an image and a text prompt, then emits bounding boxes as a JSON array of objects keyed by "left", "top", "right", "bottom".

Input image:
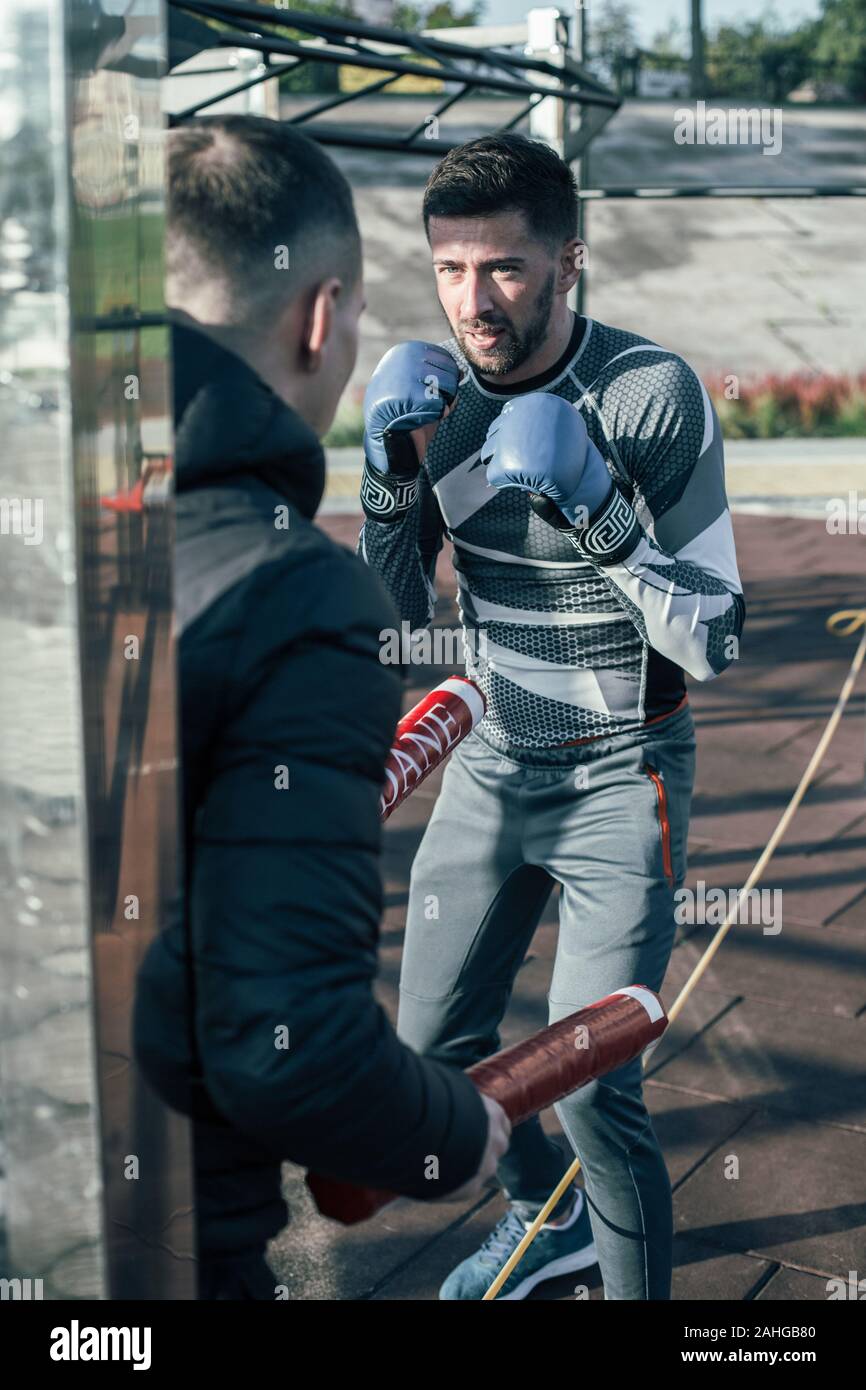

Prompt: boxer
[{"left": 359, "top": 132, "right": 745, "bottom": 1300}]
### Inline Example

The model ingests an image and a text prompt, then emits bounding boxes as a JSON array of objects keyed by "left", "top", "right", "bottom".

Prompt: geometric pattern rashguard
[{"left": 359, "top": 313, "right": 745, "bottom": 756}]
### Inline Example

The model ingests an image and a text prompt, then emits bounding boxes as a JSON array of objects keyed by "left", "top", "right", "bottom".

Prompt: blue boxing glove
[
  {"left": 361, "top": 341, "right": 459, "bottom": 522},
  {"left": 481, "top": 392, "right": 611, "bottom": 524},
  {"left": 481, "top": 392, "right": 641, "bottom": 564}
]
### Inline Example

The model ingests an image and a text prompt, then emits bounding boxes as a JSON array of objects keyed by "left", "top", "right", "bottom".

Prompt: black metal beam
[
  {"left": 173, "top": 5, "right": 617, "bottom": 110},
  {"left": 404, "top": 83, "right": 470, "bottom": 143},
  {"left": 579, "top": 185, "right": 866, "bottom": 199},
  {"left": 171, "top": 0, "right": 618, "bottom": 97},
  {"left": 165, "top": 0, "right": 625, "bottom": 155},
  {"left": 289, "top": 71, "right": 399, "bottom": 126},
  {"left": 75, "top": 313, "right": 171, "bottom": 333},
  {"left": 172, "top": 58, "right": 302, "bottom": 120}
]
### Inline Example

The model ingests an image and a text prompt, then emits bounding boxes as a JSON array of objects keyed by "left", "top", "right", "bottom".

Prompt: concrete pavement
[{"left": 298, "top": 98, "right": 866, "bottom": 388}]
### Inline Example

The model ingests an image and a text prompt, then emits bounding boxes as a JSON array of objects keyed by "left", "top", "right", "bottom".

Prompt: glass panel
[{"left": 0, "top": 0, "right": 194, "bottom": 1300}]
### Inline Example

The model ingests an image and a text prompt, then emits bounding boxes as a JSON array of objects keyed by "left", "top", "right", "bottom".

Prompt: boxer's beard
[{"left": 456, "top": 271, "right": 555, "bottom": 376}]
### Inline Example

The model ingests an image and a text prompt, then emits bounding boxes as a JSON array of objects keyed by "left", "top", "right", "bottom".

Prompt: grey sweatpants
[{"left": 397, "top": 703, "right": 696, "bottom": 1300}]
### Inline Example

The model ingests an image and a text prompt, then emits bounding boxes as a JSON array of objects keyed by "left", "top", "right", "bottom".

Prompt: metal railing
[{"left": 166, "top": 0, "right": 620, "bottom": 158}]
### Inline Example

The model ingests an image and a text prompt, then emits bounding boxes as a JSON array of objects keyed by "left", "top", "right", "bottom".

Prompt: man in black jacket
[{"left": 133, "top": 116, "right": 508, "bottom": 1299}]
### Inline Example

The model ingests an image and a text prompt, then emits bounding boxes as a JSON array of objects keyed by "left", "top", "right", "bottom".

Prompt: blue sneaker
[{"left": 439, "top": 1188, "right": 597, "bottom": 1300}]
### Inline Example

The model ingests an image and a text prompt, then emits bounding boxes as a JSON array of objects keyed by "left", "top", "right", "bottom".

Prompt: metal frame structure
[
  {"left": 166, "top": 0, "right": 621, "bottom": 160},
  {"left": 93, "top": 7, "right": 863, "bottom": 341}
]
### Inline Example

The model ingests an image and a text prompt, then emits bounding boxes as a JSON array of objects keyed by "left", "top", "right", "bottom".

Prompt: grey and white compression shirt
[{"left": 359, "top": 314, "right": 745, "bottom": 756}]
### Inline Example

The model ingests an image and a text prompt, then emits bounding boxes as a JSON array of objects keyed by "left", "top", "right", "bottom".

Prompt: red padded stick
[
  {"left": 380, "top": 676, "right": 485, "bottom": 821},
  {"left": 307, "top": 987, "right": 667, "bottom": 1225}
]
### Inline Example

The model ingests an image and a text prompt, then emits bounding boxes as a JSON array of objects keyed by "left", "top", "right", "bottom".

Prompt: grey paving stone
[
  {"left": 667, "top": 916, "right": 866, "bottom": 1019},
  {"left": 687, "top": 745, "right": 865, "bottom": 864},
  {"left": 649, "top": 943, "right": 739, "bottom": 1074},
  {"left": 671, "top": 1237, "right": 772, "bottom": 1301},
  {"left": 755, "top": 1266, "right": 841, "bottom": 1301},
  {"left": 270, "top": 1161, "right": 497, "bottom": 1301},
  {"left": 827, "top": 888, "right": 866, "bottom": 931},
  {"left": 683, "top": 835, "right": 866, "bottom": 936},
  {"left": 652, "top": 998, "right": 866, "bottom": 1129},
  {"left": 673, "top": 1110, "right": 866, "bottom": 1274},
  {"left": 645, "top": 1082, "right": 757, "bottom": 1190}
]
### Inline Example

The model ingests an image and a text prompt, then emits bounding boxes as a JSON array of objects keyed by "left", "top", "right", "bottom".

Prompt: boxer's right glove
[
  {"left": 481, "top": 393, "right": 641, "bottom": 566},
  {"left": 361, "top": 341, "right": 458, "bottom": 523}
]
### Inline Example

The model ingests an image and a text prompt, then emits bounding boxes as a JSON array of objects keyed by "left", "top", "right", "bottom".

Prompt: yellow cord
[{"left": 483, "top": 607, "right": 866, "bottom": 1301}]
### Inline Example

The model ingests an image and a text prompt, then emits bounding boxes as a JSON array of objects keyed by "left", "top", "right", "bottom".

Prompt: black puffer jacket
[{"left": 133, "top": 324, "right": 488, "bottom": 1265}]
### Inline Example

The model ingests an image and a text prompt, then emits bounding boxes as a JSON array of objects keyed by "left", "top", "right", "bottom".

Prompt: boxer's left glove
[
  {"left": 480, "top": 392, "right": 641, "bottom": 565},
  {"left": 361, "top": 341, "right": 459, "bottom": 523}
]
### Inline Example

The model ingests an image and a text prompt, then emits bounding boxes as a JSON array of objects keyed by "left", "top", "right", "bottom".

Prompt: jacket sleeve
[
  {"left": 188, "top": 545, "right": 488, "bottom": 1197},
  {"left": 358, "top": 464, "right": 445, "bottom": 632}
]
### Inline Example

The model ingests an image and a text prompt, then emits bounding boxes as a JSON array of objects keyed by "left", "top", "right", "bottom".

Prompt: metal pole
[
  {"left": 690, "top": 0, "right": 705, "bottom": 98},
  {"left": 526, "top": 8, "right": 587, "bottom": 317},
  {"left": 574, "top": 1, "right": 588, "bottom": 316}
]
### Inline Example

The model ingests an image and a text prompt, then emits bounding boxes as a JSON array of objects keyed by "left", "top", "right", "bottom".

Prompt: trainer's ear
[{"left": 298, "top": 276, "right": 341, "bottom": 371}]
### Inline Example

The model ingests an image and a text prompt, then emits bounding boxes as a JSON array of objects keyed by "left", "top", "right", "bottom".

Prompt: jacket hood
[{"left": 171, "top": 321, "right": 326, "bottom": 520}]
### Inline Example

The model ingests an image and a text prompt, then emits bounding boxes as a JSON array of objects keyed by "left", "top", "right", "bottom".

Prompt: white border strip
[{"left": 614, "top": 985, "right": 664, "bottom": 1023}]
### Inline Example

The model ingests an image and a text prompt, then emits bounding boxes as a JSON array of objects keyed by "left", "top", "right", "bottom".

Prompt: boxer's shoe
[{"left": 439, "top": 1187, "right": 597, "bottom": 1301}]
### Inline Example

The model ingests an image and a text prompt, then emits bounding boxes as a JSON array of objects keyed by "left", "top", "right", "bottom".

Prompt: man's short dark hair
[
  {"left": 422, "top": 133, "right": 578, "bottom": 250},
  {"left": 167, "top": 115, "right": 361, "bottom": 324}
]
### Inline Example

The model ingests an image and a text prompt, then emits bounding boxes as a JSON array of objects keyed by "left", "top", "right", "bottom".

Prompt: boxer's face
[{"left": 428, "top": 210, "right": 581, "bottom": 377}]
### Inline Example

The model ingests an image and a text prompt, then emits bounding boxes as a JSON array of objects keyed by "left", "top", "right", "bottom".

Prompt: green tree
[
  {"left": 587, "top": 0, "right": 638, "bottom": 91},
  {"left": 814, "top": 0, "right": 866, "bottom": 96},
  {"left": 588, "top": 0, "right": 637, "bottom": 69},
  {"left": 389, "top": 0, "right": 484, "bottom": 33},
  {"left": 278, "top": 0, "right": 485, "bottom": 91},
  {"left": 273, "top": 1, "right": 357, "bottom": 94},
  {"left": 706, "top": 18, "right": 815, "bottom": 100},
  {"left": 650, "top": 18, "right": 688, "bottom": 59}
]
